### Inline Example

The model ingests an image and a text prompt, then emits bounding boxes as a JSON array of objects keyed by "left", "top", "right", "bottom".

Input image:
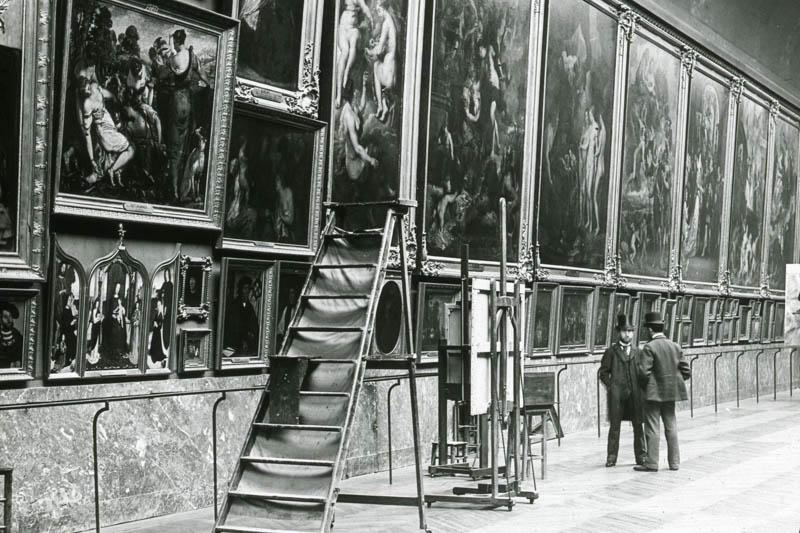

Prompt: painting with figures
[
  {"left": 619, "top": 36, "right": 680, "bottom": 278},
  {"left": 0, "top": 296, "right": 30, "bottom": 374},
  {"left": 423, "top": 0, "right": 531, "bottom": 261},
  {"left": 538, "top": 0, "right": 617, "bottom": 270},
  {"left": 146, "top": 262, "right": 176, "bottom": 370},
  {"left": 0, "top": 42, "right": 21, "bottom": 253},
  {"left": 682, "top": 69, "right": 729, "bottom": 283},
  {"left": 330, "top": 0, "right": 407, "bottom": 208},
  {"left": 559, "top": 290, "right": 591, "bottom": 352},
  {"left": 50, "top": 252, "right": 82, "bottom": 375},
  {"left": 416, "top": 283, "right": 460, "bottom": 357},
  {"left": 728, "top": 97, "right": 768, "bottom": 287},
  {"left": 55, "top": 0, "right": 234, "bottom": 225},
  {"left": 219, "top": 259, "right": 274, "bottom": 364},
  {"left": 767, "top": 118, "right": 798, "bottom": 290},
  {"left": 275, "top": 264, "right": 309, "bottom": 353}
]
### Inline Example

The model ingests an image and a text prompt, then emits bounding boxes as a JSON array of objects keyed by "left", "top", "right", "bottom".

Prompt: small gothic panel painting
[
  {"left": 728, "top": 96, "right": 768, "bottom": 287},
  {"left": 146, "top": 256, "right": 178, "bottom": 370},
  {"left": 0, "top": 288, "right": 39, "bottom": 382},
  {"left": 422, "top": 0, "right": 532, "bottom": 261},
  {"left": 619, "top": 35, "right": 680, "bottom": 278},
  {"left": 538, "top": 0, "right": 617, "bottom": 269},
  {"left": 54, "top": 0, "right": 236, "bottom": 228},
  {"left": 48, "top": 245, "right": 84, "bottom": 377},
  {"left": 767, "top": 118, "right": 798, "bottom": 290},
  {"left": 681, "top": 69, "right": 729, "bottom": 283}
]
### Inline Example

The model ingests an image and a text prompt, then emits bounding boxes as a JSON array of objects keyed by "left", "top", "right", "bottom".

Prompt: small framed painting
[
  {"left": 556, "top": 286, "right": 594, "bottom": 356},
  {"left": 178, "top": 328, "right": 211, "bottom": 372},
  {"left": 0, "top": 287, "right": 40, "bottom": 382},
  {"left": 178, "top": 255, "right": 212, "bottom": 322}
]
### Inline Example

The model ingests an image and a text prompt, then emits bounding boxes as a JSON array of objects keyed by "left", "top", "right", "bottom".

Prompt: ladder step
[
  {"left": 229, "top": 490, "right": 326, "bottom": 504},
  {"left": 217, "top": 526, "right": 313, "bottom": 533},
  {"left": 253, "top": 423, "right": 342, "bottom": 432},
  {"left": 302, "top": 294, "right": 370, "bottom": 300},
  {"left": 308, "top": 358, "right": 358, "bottom": 364},
  {"left": 290, "top": 326, "right": 364, "bottom": 333},
  {"left": 298, "top": 391, "right": 350, "bottom": 398},
  {"left": 313, "top": 263, "right": 376, "bottom": 270},
  {"left": 325, "top": 231, "right": 382, "bottom": 239},
  {"left": 240, "top": 456, "right": 335, "bottom": 467}
]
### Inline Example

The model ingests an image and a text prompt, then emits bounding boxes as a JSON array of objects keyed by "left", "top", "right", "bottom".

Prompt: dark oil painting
[
  {"left": 681, "top": 70, "right": 728, "bottom": 283},
  {"left": 0, "top": 44, "right": 21, "bottom": 253},
  {"left": 275, "top": 264, "right": 309, "bottom": 353},
  {"left": 767, "top": 118, "right": 798, "bottom": 290},
  {"left": 559, "top": 289, "right": 591, "bottom": 352},
  {"left": 539, "top": 0, "right": 617, "bottom": 269},
  {"left": 728, "top": 97, "right": 768, "bottom": 287},
  {"left": 0, "top": 297, "right": 27, "bottom": 371},
  {"left": 58, "top": 0, "right": 220, "bottom": 208},
  {"left": 146, "top": 262, "right": 175, "bottom": 369},
  {"left": 50, "top": 254, "right": 81, "bottom": 375},
  {"left": 220, "top": 265, "right": 266, "bottom": 360},
  {"left": 619, "top": 38, "right": 680, "bottom": 278},
  {"left": 330, "top": 0, "right": 407, "bottom": 208},
  {"left": 423, "top": 0, "right": 531, "bottom": 261},
  {"left": 237, "top": 0, "right": 304, "bottom": 91}
]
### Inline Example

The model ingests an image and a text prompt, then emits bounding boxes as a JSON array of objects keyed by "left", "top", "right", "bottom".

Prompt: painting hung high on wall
[
  {"left": 222, "top": 104, "right": 326, "bottom": 256},
  {"left": 767, "top": 117, "right": 798, "bottom": 290},
  {"left": 54, "top": 0, "right": 236, "bottom": 229},
  {"left": 422, "top": 0, "right": 532, "bottom": 261},
  {"left": 619, "top": 34, "right": 680, "bottom": 278},
  {"left": 728, "top": 96, "right": 768, "bottom": 288},
  {"left": 682, "top": 68, "right": 729, "bottom": 283},
  {"left": 538, "top": 0, "right": 617, "bottom": 270}
]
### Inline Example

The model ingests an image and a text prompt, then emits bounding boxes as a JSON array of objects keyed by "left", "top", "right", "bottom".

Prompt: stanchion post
[
  {"left": 689, "top": 355, "right": 700, "bottom": 418},
  {"left": 387, "top": 380, "right": 401, "bottom": 484},
  {"left": 212, "top": 392, "right": 227, "bottom": 521},
  {"left": 736, "top": 350, "right": 746, "bottom": 408},
  {"left": 596, "top": 367, "right": 602, "bottom": 439},
  {"left": 92, "top": 402, "right": 110, "bottom": 533},
  {"left": 755, "top": 349, "right": 764, "bottom": 404},
  {"left": 773, "top": 349, "right": 779, "bottom": 401},
  {"left": 791, "top": 348, "right": 797, "bottom": 397},
  {"left": 556, "top": 364, "right": 568, "bottom": 446},
  {"left": 713, "top": 352, "right": 725, "bottom": 413}
]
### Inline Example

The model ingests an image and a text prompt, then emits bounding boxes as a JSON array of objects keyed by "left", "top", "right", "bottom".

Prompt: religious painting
[
  {"left": 232, "top": 0, "right": 323, "bottom": 114},
  {"left": 750, "top": 301, "right": 762, "bottom": 342},
  {"left": 529, "top": 284, "right": 556, "bottom": 355},
  {"left": 275, "top": 262, "right": 311, "bottom": 354},
  {"left": 538, "top": 0, "right": 617, "bottom": 270},
  {"left": 728, "top": 96, "right": 768, "bottom": 287},
  {"left": 681, "top": 68, "right": 729, "bottom": 283},
  {"left": 145, "top": 256, "right": 178, "bottom": 370},
  {"left": 85, "top": 245, "right": 148, "bottom": 374},
  {"left": 217, "top": 258, "right": 276, "bottom": 367},
  {"left": 767, "top": 118, "right": 799, "bottom": 290},
  {"left": 592, "top": 288, "right": 613, "bottom": 349},
  {"left": 557, "top": 287, "right": 593, "bottom": 355},
  {"left": 415, "top": 282, "right": 461, "bottom": 358},
  {"left": 177, "top": 328, "right": 211, "bottom": 372},
  {"left": 222, "top": 104, "right": 326, "bottom": 256},
  {"left": 0, "top": 288, "right": 39, "bottom": 382},
  {"left": 54, "top": 0, "right": 237, "bottom": 229},
  {"left": 421, "top": 0, "right": 532, "bottom": 261},
  {"left": 177, "top": 255, "right": 211, "bottom": 321},
  {"left": 619, "top": 35, "right": 681, "bottom": 278},
  {"left": 48, "top": 244, "right": 84, "bottom": 377}
]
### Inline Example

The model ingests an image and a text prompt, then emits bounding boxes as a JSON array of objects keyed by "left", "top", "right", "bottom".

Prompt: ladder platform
[
  {"left": 228, "top": 490, "right": 327, "bottom": 504},
  {"left": 253, "top": 423, "right": 343, "bottom": 432},
  {"left": 240, "top": 456, "right": 335, "bottom": 467}
]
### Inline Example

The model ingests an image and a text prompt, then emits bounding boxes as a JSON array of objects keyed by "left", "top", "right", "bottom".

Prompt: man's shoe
[
  {"left": 605, "top": 460, "right": 615, "bottom": 467},
  {"left": 636, "top": 456, "right": 646, "bottom": 466},
  {"left": 633, "top": 465, "right": 658, "bottom": 472},
  {"left": 669, "top": 465, "right": 679, "bottom": 471},
  {"left": 605, "top": 456, "right": 616, "bottom": 467}
]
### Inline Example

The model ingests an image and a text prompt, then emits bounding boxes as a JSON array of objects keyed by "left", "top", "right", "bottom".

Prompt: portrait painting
[
  {"left": 54, "top": 0, "right": 236, "bottom": 228},
  {"left": 222, "top": 105, "right": 326, "bottom": 255},
  {"left": 530, "top": 284, "right": 555, "bottom": 354},
  {"left": 592, "top": 289, "right": 613, "bottom": 349},
  {"left": 422, "top": 0, "right": 532, "bottom": 261},
  {"left": 178, "top": 328, "right": 211, "bottom": 372},
  {"left": 218, "top": 258, "right": 275, "bottom": 366},
  {"left": 558, "top": 287, "right": 592, "bottom": 354},
  {"left": 49, "top": 246, "right": 83, "bottom": 376},
  {"left": 636, "top": 292, "right": 661, "bottom": 345},
  {"left": 0, "top": 289, "right": 38, "bottom": 381},
  {"left": 275, "top": 262, "right": 310, "bottom": 353},
  {"left": 415, "top": 282, "right": 461, "bottom": 358},
  {"left": 538, "top": 0, "right": 617, "bottom": 270},
  {"left": 767, "top": 118, "right": 798, "bottom": 290},
  {"left": 178, "top": 255, "right": 211, "bottom": 321},
  {"left": 682, "top": 69, "right": 729, "bottom": 283},
  {"left": 146, "top": 258, "right": 177, "bottom": 370},
  {"left": 728, "top": 96, "right": 768, "bottom": 287},
  {"left": 619, "top": 35, "right": 680, "bottom": 278}
]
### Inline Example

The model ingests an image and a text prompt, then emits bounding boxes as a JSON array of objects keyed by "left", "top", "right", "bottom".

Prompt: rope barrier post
[
  {"left": 773, "top": 349, "right": 779, "bottom": 401},
  {"left": 556, "top": 364, "right": 568, "bottom": 445},
  {"left": 92, "top": 402, "right": 110, "bottom": 533},
  {"left": 212, "top": 392, "right": 227, "bottom": 521},
  {"left": 755, "top": 349, "right": 764, "bottom": 404},
  {"left": 791, "top": 348, "right": 797, "bottom": 397},
  {"left": 736, "top": 350, "right": 745, "bottom": 408},
  {"left": 387, "top": 380, "right": 401, "bottom": 485},
  {"left": 596, "top": 366, "right": 602, "bottom": 439},
  {"left": 689, "top": 355, "right": 700, "bottom": 418},
  {"left": 713, "top": 352, "right": 725, "bottom": 413}
]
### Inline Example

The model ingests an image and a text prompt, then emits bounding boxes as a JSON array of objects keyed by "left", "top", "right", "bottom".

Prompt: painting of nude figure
[{"left": 538, "top": 0, "right": 617, "bottom": 270}]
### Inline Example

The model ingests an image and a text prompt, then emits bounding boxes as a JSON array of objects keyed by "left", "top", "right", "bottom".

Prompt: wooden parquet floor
[{"left": 100, "top": 392, "right": 800, "bottom": 533}]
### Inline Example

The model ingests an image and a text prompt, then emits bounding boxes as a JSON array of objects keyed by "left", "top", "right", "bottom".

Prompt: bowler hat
[
  {"left": 615, "top": 313, "right": 635, "bottom": 331},
  {"left": 643, "top": 311, "right": 664, "bottom": 326}
]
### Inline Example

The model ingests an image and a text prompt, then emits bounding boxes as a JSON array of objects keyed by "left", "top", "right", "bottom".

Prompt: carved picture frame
[
  {"left": 0, "top": 286, "right": 40, "bottom": 383},
  {"left": 52, "top": 0, "right": 237, "bottom": 230},
  {"left": 177, "top": 327, "right": 211, "bottom": 373},
  {"left": 555, "top": 286, "right": 594, "bottom": 356},
  {"left": 231, "top": 0, "right": 323, "bottom": 118},
  {"left": 177, "top": 254, "right": 212, "bottom": 322}
]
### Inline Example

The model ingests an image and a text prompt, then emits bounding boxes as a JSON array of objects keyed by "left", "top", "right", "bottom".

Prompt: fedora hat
[
  {"left": 615, "top": 313, "right": 635, "bottom": 331},
  {"left": 643, "top": 311, "right": 664, "bottom": 327}
]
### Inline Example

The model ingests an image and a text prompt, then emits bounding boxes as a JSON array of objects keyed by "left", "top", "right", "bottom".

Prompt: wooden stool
[{"left": 431, "top": 441, "right": 469, "bottom": 464}]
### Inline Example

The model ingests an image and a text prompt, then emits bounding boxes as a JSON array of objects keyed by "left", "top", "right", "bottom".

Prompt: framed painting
[
  {"left": 274, "top": 261, "right": 311, "bottom": 354},
  {"left": 419, "top": 0, "right": 535, "bottom": 264},
  {"left": 786, "top": 265, "right": 800, "bottom": 345},
  {"left": 774, "top": 302, "right": 785, "bottom": 342},
  {"left": 728, "top": 94, "right": 769, "bottom": 288},
  {"left": 0, "top": 0, "right": 53, "bottom": 279},
  {"left": 328, "top": 0, "right": 424, "bottom": 214},
  {"left": 0, "top": 287, "right": 40, "bottom": 383},
  {"left": 592, "top": 288, "right": 614, "bottom": 351},
  {"left": 762, "top": 300, "right": 774, "bottom": 343},
  {"left": 145, "top": 254, "right": 179, "bottom": 371},
  {"left": 705, "top": 298, "right": 720, "bottom": 345},
  {"left": 738, "top": 303, "right": 752, "bottom": 342},
  {"left": 556, "top": 286, "right": 593, "bottom": 355},
  {"left": 221, "top": 103, "right": 326, "bottom": 256},
  {"left": 613, "top": 292, "right": 633, "bottom": 322},
  {"left": 47, "top": 242, "right": 85, "bottom": 379},
  {"left": 636, "top": 292, "right": 662, "bottom": 346},
  {"left": 766, "top": 116, "right": 799, "bottom": 290},
  {"left": 692, "top": 296, "right": 708, "bottom": 346},
  {"left": 217, "top": 257, "right": 276, "bottom": 368},
  {"left": 662, "top": 298, "right": 677, "bottom": 341},
  {"left": 177, "top": 328, "right": 211, "bottom": 372},
  {"left": 529, "top": 283, "right": 556, "bottom": 356},
  {"left": 53, "top": 0, "right": 237, "bottom": 229},
  {"left": 681, "top": 62, "right": 730, "bottom": 284},
  {"left": 415, "top": 282, "right": 461, "bottom": 359},
  {"left": 177, "top": 255, "right": 212, "bottom": 322},
  {"left": 619, "top": 29, "right": 681, "bottom": 279},
  {"left": 537, "top": 0, "right": 618, "bottom": 272},
  {"left": 232, "top": 0, "right": 323, "bottom": 117}
]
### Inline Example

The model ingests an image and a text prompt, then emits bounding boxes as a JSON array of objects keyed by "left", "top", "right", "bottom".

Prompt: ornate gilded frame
[{"left": 177, "top": 254, "right": 212, "bottom": 322}]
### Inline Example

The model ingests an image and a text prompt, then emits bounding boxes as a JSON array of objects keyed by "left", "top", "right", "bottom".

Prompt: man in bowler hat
[
  {"left": 599, "top": 314, "right": 646, "bottom": 467},
  {"left": 634, "top": 311, "right": 691, "bottom": 472}
]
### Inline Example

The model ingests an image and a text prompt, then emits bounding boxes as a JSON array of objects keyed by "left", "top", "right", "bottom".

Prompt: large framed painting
[
  {"left": 0, "top": 287, "right": 40, "bottom": 383},
  {"left": 556, "top": 286, "right": 593, "bottom": 355},
  {"left": 766, "top": 116, "right": 799, "bottom": 290},
  {"left": 328, "top": 0, "right": 424, "bottom": 213},
  {"left": 728, "top": 94, "right": 768, "bottom": 288},
  {"left": 420, "top": 0, "right": 534, "bottom": 263},
  {"left": 53, "top": 0, "right": 237, "bottom": 229},
  {"left": 537, "top": 0, "right": 618, "bottom": 272},
  {"left": 222, "top": 103, "right": 326, "bottom": 256},
  {"left": 681, "top": 63, "right": 730, "bottom": 284},
  {"left": 0, "top": 0, "right": 53, "bottom": 279},
  {"left": 232, "top": 0, "right": 323, "bottom": 116},
  {"left": 619, "top": 30, "right": 681, "bottom": 279},
  {"left": 415, "top": 282, "right": 460, "bottom": 359}
]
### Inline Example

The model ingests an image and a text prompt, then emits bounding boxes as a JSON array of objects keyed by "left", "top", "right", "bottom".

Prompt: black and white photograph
[
  {"left": 178, "top": 255, "right": 211, "bottom": 321},
  {"left": 415, "top": 282, "right": 461, "bottom": 358},
  {"left": 177, "top": 328, "right": 211, "bottom": 372},
  {"left": 538, "top": 0, "right": 616, "bottom": 270},
  {"left": 767, "top": 118, "right": 798, "bottom": 290},
  {"left": 146, "top": 259, "right": 177, "bottom": 369},
  {"left": 0, "top": 41, "right": 20, "bottom": 254},
  {"left": 422, "top": 0, "right": 531, "bottom": 261}
]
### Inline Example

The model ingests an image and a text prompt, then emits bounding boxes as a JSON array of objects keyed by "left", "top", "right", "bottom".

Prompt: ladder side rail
[
  {"left": 489, "top": 280, "right": 499, "bottom": 500},
  {"left": 512, "top": 282, "right": 523, "bottom": 486},
  {"left": 397, "top": 212, "right": 416, "bottom": 360}
]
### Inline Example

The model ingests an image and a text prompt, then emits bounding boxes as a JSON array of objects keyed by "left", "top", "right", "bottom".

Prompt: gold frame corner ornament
[
  {"left": 284, "top": 42, "right": 320, "bottom": 119},
  {"left": 717, "top": 269, "right": 732, "bottom": 296}
]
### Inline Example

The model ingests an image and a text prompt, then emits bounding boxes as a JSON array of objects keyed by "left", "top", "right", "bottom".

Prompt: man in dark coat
[
  {"left": 599, "top": 314, "right": 645, "bottom": 467},
  {"left": 634, "top": 311, "right": 691, "bottom": 472}
]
